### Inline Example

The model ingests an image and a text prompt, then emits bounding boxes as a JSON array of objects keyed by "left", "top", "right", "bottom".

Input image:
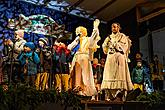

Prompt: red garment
[
  {"left": 93, "top": 64, "right": 97, "bottom": 68},
  {"left": 54, "top": 45, "right": 70, "bottom": 56}
]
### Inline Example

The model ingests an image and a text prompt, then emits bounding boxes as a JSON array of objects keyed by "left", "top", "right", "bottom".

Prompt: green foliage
[
  {"left": 136, "top": 91, "right": 165, "bottom": 109},
  {"left": 0, "top": 84, "right": 82, "bottom": 110}
]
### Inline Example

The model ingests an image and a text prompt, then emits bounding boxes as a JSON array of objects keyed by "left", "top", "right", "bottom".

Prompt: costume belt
[{"left": 75, "top": 52, "right": 88, "bottom": 55}]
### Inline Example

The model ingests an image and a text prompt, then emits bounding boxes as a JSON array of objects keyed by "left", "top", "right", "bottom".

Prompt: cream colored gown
[
  {"left": 68, "top": 29, "right": 100, "bottom": 96},
  {"left": 101, "top": 32, "right": 133, "bottom": 97}
]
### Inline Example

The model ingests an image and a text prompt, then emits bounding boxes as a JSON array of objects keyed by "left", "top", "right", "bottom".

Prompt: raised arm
[
  {"left": 89, "top": 19, "right": 100, "bottom": 49},
  {"left": 88, "top": 19, "right": 101, "bottom": 60}
]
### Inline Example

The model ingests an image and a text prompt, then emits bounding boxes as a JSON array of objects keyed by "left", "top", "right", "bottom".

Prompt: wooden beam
[
  {"left": 136, "top": 0, "right": 146, "bottom": 5},
  {"left": 136, "top": 7, "right": 141, "bottom": 24},
  {"left": 137, "top": 8, "right": 165, "bottom": 22},
  {"left": 65, "top": 0, "right": 85, "bottom": 12},
  {"left": 89, "top": 0, "right": 117, "bottom": 18},
  {"left": 137, "top": 1, "right": 165, "bottom": 8}
]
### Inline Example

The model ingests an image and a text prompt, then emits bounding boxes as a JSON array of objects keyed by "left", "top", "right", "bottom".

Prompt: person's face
[
  {"left": 24, "top": 46, "right": 31, "bottom": 52},
  {"left": 59, "top": 42, "right": 65, "bottom": 48},
  {"left": 137, "top": 62, "right": 142, "bottom": 67},
  {"left": 154, "top": 56, "right": 158, "bottom": 62},
  {"left": 136, "top": 53, "right": 142, "bottom": 59},
  {"left": 93, "top": 58, "right": 98, "bottom": 64},
  {"left": 111, "top": 24, "right": 120, "bottom": 34},
  {"left": 100, "top": 59, "right": 105, "bottom": 65},
  {"left": 39, "top": 41, "right": 44, "bottom": 47},
  {"left": 75, "top": 28, "right": 84, "bottom": 37}
]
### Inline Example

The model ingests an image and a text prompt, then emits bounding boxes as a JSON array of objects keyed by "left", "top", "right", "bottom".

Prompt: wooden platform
[
  {"left": 36, "top": 100, "right": 164, "bottom": 110},
  {"left": 81, "top": 100, "right": 149, "bottom": 110}
]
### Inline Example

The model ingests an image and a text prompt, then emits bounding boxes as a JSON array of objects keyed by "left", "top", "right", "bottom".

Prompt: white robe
[
  {"left": 101, "top": 32, "right": 133, "bottom": 91},
  {"left": 68, "top": 29, "right": 100, "bottom": 96}
]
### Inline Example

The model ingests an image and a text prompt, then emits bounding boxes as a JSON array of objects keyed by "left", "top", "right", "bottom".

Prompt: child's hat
[
  {"left": 24, "top": 42, "right": 35, "bottom": 50},
  {"left": 39, "top": 37, "right": 48, "bottom": 45}
]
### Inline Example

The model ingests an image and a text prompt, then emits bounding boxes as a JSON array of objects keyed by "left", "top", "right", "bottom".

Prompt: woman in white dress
[{"left": 68, "top": 19, "right": 100, "bottom": 96}]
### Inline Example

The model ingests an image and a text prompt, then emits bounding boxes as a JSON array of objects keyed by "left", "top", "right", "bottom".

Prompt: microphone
[
  {"left": 77, "top": 33, "right": 81, "bottom": 37},
  {"left": 71, "top": 33, "right": 81, "bottom": 55}
]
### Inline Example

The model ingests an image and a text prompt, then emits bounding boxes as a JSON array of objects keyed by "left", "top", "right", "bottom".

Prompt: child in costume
[
  {"left": 131, "top": 60, "right": 153, "bottom": 93},
  {"left": 35, "top": 37, "right": 51, "bottom": 90},
  {"left": 18, "top": 42, "right": 40, "bottom": 86},
  {"left": 4, "top": 29, "right": 26, "bottom": 82},
  {"left": 53, "top": 38, "right": 71, "bottom": 91},
  {"left": 150, "top": 55, "right": 164, "bottom": 91},
  {"left": 91, "top": 58, "right": 103, "bottom": 100}
]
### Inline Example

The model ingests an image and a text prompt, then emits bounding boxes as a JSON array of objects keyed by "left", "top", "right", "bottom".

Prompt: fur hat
[
  {"left": 39, "top": 37, "right": 48, "bottom": 45},
  {"left": 24, "top": 42, "right": 35, "bottom": 50},
  {"left": 15, "top": 29, "right": 24, "bottom": 38}
]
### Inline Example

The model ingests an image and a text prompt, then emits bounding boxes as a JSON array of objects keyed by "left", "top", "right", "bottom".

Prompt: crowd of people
[{"left": 0, "top": 19, "right": 164, "bottom": 102}]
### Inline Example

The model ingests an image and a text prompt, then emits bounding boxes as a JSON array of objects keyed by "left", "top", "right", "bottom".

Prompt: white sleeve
[{"left": 67, "top": 37, "right": 79, "bottom": 51}]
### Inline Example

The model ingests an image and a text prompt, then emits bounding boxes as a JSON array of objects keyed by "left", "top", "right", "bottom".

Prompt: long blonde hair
[{"left": 76, "top": 26, "right": 87, "bottom": 37}]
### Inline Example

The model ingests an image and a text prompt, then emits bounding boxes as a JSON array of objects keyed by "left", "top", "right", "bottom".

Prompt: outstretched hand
[{"left": 93, "top": 19, "right": 100, "bottom": 29}]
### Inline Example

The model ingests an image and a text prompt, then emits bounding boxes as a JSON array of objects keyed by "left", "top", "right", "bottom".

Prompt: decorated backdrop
[{"left": 0, "top": 0, "right": 94, "bottom": 52}]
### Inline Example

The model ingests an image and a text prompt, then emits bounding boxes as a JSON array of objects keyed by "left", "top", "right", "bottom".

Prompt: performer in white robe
[
  {"left": 68, "top": 19, "right": 100, "bottom": 96},
  {"left": 101, "top": 23, "right": 133, "bottom": 101}
]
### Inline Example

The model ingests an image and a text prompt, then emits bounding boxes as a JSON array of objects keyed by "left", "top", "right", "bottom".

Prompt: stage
[
  {"left": 36, "top": 100, "right": 153, "bottom": 110},
  {"left": 81, "top": 100, "right": 149, "bottom": 110}
]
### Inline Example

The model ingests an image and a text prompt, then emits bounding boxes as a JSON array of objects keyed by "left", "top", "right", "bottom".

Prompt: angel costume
[{"left": 68, "top": 26, "right": 100, "bottom": 96}]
